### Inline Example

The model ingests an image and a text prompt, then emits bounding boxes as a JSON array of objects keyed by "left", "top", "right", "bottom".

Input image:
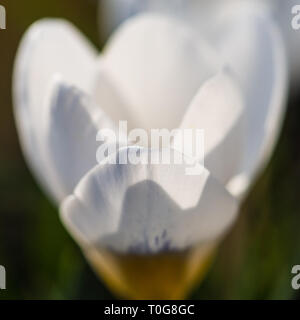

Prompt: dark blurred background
[{"left": 0, "top": 0, "right": 299, "bottom": 299}]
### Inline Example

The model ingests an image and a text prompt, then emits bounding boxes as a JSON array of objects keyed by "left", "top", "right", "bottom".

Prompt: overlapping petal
[
  {"left": 41, "top": 79, "right": 127, "bottom": 201},
  {"left": 13, "top": 19, "right": 98, "bottom": 200},
  {"left": 61, "top": 147, "right": 238, "bottom": 254},
  {"left": 99, "top": 2, "right": 288, "bottom": 198},
  {"left": 13, "top": 19, "right": 132, "bottom": 202},
  {"left": 103, "top": 14, "right": 221, "bottom": 131},
  {"left": 173, "top": 68, "right": 245, "bottom": 187},
  {"left": 208, "top": 3, "right": 288, "bottom": 196}
]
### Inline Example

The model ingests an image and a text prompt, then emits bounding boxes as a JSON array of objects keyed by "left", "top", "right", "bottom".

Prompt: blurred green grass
[{"left": 0, "top": 0, "right": 299, "bottom": 299}]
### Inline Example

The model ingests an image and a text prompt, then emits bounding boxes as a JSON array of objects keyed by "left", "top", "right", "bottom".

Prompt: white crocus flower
[{"left": 13, "top": 2, "right": 287, "bottom": 298}]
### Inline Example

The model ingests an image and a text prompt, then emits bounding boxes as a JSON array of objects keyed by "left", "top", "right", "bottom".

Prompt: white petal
[
  {"left": 208, "top": 5, "right": 288, "bottom": 197},
  {"left": 103, "top": 13, "right": 221, "bottom": 131},
  {"left": 91, "top": 60, "right": 137, "bottom": 130},
  {"left": 41, "top": 79, "right": 127, "bottom": 202},
  {"left": 173, "top": 68, "right": 245, "bottom": 186},
  {"left": 61, "top": 147, "right": 238, "bottom": 254},
  {"left": 13, "top": 19, "right": 97, "bottom": 201},
  {"left": 103, "top": 2, "right": 288, "bottom": 197}
]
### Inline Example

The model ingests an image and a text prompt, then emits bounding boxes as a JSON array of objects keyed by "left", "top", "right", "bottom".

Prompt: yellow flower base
[{"left": 85, "top": 243, "right": 216, "bottom": 300}]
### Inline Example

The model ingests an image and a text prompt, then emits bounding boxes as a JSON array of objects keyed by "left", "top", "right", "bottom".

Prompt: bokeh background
[{"left": 0, "top": 0, "right": 300, "bottom": 299}]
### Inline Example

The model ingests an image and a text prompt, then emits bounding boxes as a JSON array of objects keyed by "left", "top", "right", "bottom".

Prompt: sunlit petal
[
  {"left": 103, "top": 13, "right": 221, "bottom": 131},
  {"left": 61, "top": 147, "right": 238, "bottom": 253},
  {"left": 13, "top": 19, "right": 97, "bottom": 200},
  {"left": 173, "top": 68, "right": 245, "bottom": 187},
  {"left": 41, "top": 79, "right": 127, "bottom": 201}
]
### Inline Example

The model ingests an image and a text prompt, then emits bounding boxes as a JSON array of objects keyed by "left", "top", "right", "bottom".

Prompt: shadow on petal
[{"left": 82, "top": 180, "right": 223, "bottom": 299}]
